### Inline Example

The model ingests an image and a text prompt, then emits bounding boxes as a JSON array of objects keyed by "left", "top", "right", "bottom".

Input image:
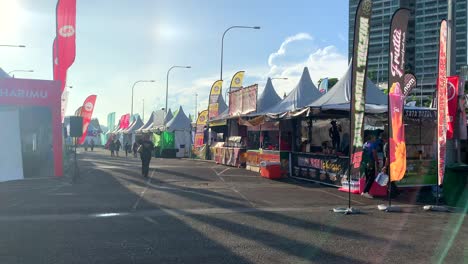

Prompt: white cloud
[
  {"left": 263, "top": 34, "right": 348, "bottom": 97},
  {"left": 268, "top": 33, "right": 312, "bottom": 67},
  {"left": 159, "top": 33, "right": 348, "bottom": 119}
]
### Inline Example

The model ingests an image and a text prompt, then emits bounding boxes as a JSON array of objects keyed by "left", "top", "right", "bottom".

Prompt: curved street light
[
  {"left": 8, "top": 69, "right": 34, "bottom": 78},
  {"left": 131, "top": 80, "right": 155, "bottom": 117},
  {"left": 0, "top": 44, "right": 26, "bottom": 48},
  {"left": 220, "top": 26, "right": 260, "bottom": 82},
  {"left": 166, "top": 66, "right": 191, "bottom": 116}
]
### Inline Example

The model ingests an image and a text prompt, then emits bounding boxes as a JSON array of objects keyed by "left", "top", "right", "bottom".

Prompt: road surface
[{"left": 0, "top": 149, "right": 466, "bottom": 263}]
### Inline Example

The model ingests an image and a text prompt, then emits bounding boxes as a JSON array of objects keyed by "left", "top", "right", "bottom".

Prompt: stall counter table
[
  {"left": 245, "top": 150, "right": 280, "bottom": 172},
  {"left": 212, "top": 146, "right": 246, "bottom": 167}
]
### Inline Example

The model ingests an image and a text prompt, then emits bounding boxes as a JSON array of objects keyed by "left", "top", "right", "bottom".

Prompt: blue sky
[{"left": 0, "top": 0, "right": 350, "bottom": 125}]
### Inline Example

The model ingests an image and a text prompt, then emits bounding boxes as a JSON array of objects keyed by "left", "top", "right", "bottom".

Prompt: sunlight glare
[{"left": 0, "top": 0, "right": 25, "bottom": 38}]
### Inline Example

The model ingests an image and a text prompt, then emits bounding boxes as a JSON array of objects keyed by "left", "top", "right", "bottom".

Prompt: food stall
[
  {"left": 244, "top": 120, "right": 281, "bottom": 172},
  {"left": 288, "top": 63, "right": 390, "bottom": 195},
  {"left": 212, "top": 136, "right": 247, "bottom": 167}
]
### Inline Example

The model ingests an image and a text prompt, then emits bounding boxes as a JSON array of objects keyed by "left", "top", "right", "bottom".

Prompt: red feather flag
[
  {"left": 78, "top": 95, "right": 97, "bottom": 145},
  {"left": 55, "top": 0, "right": 76, "bottom": 92}
]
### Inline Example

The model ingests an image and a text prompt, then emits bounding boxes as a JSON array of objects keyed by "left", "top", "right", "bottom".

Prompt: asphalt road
[{"left": 0, "top": 149, "right": 466, "bottom": 264}]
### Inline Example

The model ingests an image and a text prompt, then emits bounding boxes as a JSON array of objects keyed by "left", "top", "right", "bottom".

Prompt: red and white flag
[
  {"left": 55, "top": 0, "right": 76, "bottom": 92},
  {"left": 78, "top": 95, "right": 97, "bottom": 145},
  {"left": 53, "top": 37, "right": 67, "bottom": 91},
  {"left": 437, "top": 20, "right": 448, "bottom": 186}
]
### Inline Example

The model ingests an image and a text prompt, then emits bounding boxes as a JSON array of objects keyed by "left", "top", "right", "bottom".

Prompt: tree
[
  {"left": 328, "top": 78, "right": 338, "bottom": 88},
  {"left": 317, "top": 78, "right": 339, "bottom": 90}
]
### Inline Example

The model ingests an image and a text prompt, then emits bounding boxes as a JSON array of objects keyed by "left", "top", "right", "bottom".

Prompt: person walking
[
  {"left": 382, "top": 136, "right": 400, "bottom": 198},
  {"left": 361, "top": 134, "right": 379, "bottom": 199},
  {"left": 115, "top": 139, "right": 122, "bottom": 157},
  {"left": 139, "top": 136, "right": 154, "bottom": 178},
  {"left": 132, "top": 141, "right": 139, "bottom": 158},
  {"left": 109, "top": 140, "right": 115, "bottom": 157},
  {"left": 90, "top": 139, "right": 95, "bottom": 151},
  {"left": 125, "top": 142, "right": 131, "bottom": 157},
  {"left": 84, "top": 140, "right": 89, "bottom": 151}
]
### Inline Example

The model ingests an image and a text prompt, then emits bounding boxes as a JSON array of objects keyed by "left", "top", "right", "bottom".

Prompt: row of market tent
[
  {"left": 200, "top": 61, "right": 439, "bottom": 192},
  {"left": 105, "top": 106, "right": 194, "bottom": 158},
  {"left": 212, "top": 61, "right": 389, "bottom": 125}
]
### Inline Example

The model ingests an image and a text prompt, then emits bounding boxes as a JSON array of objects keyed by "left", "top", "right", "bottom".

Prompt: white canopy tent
[
  {"left": 256, "top": 77, "right": 282, "bottom": 114},
  {"left": 166, "top": 106, "right": 192, "bottom": 158},
  {"left": 162, "top": 109, "right": 174, "bottom": 126},
  {"left": 264, "top": 67, "right": 322, "bottom": 115},
  {"left": 137, "top": 111, "right": 155, "bottom": 134},
  {"left": 308, "top": 61, "right": 388, "bottom": 113},
  {"left": 123, "top": 116, "right": 144, "bottom": 145}
]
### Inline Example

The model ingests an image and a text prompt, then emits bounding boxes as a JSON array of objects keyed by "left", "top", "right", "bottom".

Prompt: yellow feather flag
[
  {"left": 230, "top": 71, "right": 245, "bottom": 92},
  {"left": 208, "top": 80, "right": 223, "bottom": 120}
]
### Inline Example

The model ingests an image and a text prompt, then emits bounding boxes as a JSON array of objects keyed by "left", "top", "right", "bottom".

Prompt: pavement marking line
[
  {"left": 211, "top": 167, "right": 226, "bottom": 182},
  {"left": 289, "top": 177, "right": 366, "bottom": 206},
  {"left": 144, "top": 216, "right": 158, "bottom": 225},
  {"left": 231, "top": 187, "right": 256, "bottom": 207},
  {"left": 132, "top": 170, "right": 155, "bottom": 211},
  {"left": 217, "top": 168, "right": 230, "bottom": 176},
  {"left": 0, "top": 204, "right": 429, "bottom": 222},
  {"left": 315, "top": 189, "right": 366, "bottom": 206}
]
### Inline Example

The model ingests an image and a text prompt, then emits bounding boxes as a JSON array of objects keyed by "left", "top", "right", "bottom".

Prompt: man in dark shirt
[
  {"left": 329, "top": 120, "right": 341, "bottom": 152},
  {"left": 139, "top": 136, "right": 155, "bottom": 178},
  {"left": 362, "top": 135, "right": 379, "bottom": 198}
]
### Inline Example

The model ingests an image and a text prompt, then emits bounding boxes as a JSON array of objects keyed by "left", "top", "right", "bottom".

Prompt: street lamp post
[
  {"left": 195, "top": 93, "right": 198, "bottom": 119},
  {"left": 0, "top": 44, "right": 26, "bottom": 48},
  {"left": 131, "top": 80, "right": 155, "bottom": 117},
  {"left": 220, "top": 26, "right": 260, "bottom": 82},
  {"left": 166, "top": 66, "right": 191, "bottom": 116},
  {"left": 8, "top": 69, "right": 34, "bottom": 78}
]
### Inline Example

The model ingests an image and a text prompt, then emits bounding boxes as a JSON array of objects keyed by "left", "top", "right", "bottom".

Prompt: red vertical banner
[
  {"left": 437, "top": 20, "right": 448, "bottom": 186},
  {"left": 55, "top": 0, "right": 76, "bottom": 92},
  {"left": 53, "top": 37, "right": 67, "bottom": 91},
  {"left": 446, "top": 76, "right": 459, "bottom": 139},
  {"left": 120, "top": 114, "right": 131, "bottom": 129},
  {"left": 78, "top": 95, "right": 97, "bottom": 145}
]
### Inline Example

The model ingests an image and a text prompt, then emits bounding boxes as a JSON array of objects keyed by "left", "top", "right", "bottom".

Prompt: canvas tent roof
[
  {"left": 163, "top": 109, "right": 173, "bottom": 125},
  {"left": 137, "top": 111, "right": 154, "bottom": 133},
  {"left": 256, "top": 78, "right": 282, "bottom": 114},
  {"left": 124, "top": 116, "right": 144, "bottom": 134},
  {"left": 308, "top": 61, "right": 387, "bottom": 113},
  {"left": 166, "top": 106, "right": 192, "bottom": 132},
  {"left": 264, "top": 67, "right": 322, "bottom": 114},
  {"left": 0, "top": 68, "right": 11, "bottom": 78},
  {"left": 218, "top": 94, "right": 228, "bottom": 114}
]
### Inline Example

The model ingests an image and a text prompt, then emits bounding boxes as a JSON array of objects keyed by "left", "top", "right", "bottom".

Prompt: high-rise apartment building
[{"left": 349, "top": 0, "right": 467, "bottom": 100}]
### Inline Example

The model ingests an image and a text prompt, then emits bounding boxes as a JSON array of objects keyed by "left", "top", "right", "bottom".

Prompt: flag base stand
[
  {"left": 423, "top": 205, "right": 451, "bottom": 212},
  {"left": 333, "top": 207, "right": 360, "bottom": 214},
  {"left": 377, "top": 204, "right": 401, "bottom": 212}
]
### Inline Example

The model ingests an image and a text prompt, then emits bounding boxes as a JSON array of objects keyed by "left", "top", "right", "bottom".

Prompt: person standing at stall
[
  {"left": 361, "top": 134, "right": 379, "bottom": 199},
  {"left": 138, "top": 136, "right": 154, "bottom": 178},
  {"left": 124, "top": 142, "right": 131, "bottom": 157},
  {"left": 329, "top": 120, "right": 341, "bottom": 153},
  {"left": 115, "top": 139, "right": 122, "bottom": 157},
  {"left": 132, "top": 141, "right": 139, "bottom": 158},
  {"left": 382, "top": 135, "right": 400, "bottom": 198},
  {"left": 109, "top": 140, "right": 115, "bottom": 157}
]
